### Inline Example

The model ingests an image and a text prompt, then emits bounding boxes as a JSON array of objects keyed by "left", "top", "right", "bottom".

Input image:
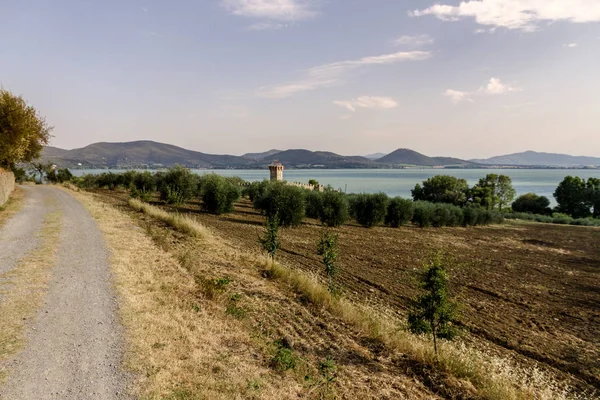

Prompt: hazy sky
[{"left": 1, "top": 0, "right": 599, "bottom": 158}]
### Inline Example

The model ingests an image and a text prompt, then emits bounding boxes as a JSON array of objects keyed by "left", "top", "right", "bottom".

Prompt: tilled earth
[{"left": 97, "top": 191, "right": 600, "bottom": 395}]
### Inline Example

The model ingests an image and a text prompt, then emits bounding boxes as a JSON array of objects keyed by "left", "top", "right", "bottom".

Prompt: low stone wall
[{"left": 0, "top": 170, "right": 16, "bottom": 206}]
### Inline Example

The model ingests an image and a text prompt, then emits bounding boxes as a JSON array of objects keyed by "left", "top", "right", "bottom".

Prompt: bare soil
[{"left": 95, "top": 190, "right": 600, "bottom": 396}]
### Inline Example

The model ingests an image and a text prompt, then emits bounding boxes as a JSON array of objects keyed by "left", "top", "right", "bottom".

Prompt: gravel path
[
  {"left": 0, "top": 186, "right": 131, "bottom": 399},
  {"left": 0, "top": 186, "right": 47, "bottom": 275}
]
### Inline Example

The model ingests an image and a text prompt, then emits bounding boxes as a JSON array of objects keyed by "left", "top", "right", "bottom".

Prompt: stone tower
[{"left": 269, "top": 161, "right": 284, "bottom": 181}]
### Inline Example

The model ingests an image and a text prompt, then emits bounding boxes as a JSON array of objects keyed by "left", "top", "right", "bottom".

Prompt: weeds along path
[{"left": 0, "top": 186, "right": 131, "bottom": 399}]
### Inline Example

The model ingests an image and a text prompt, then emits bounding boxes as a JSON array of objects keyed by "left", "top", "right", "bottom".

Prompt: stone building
[{"left": 269, "top": 162, "right": 284, "bottom": 181}]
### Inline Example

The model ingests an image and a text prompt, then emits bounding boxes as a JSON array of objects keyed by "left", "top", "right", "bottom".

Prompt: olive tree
[{"left": 412, "top": 175, "right": 469, "bottom": 206}]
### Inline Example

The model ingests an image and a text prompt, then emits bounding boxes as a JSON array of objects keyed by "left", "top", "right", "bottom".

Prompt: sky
[{"left": 1, "top": 0, "right": 600, "bottom": 159}]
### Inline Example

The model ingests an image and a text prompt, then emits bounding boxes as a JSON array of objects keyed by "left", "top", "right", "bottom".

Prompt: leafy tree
[
  {"left": 30, "top": 162, "right": 54, "bottom": 183},
  {"left": 0, "top": 89, "right": 52, "bottom": 168},
  {"left": 243, "top": 180, "right": 271, "bottom": 202},
  {"left": 349, "top": 193, "right": 388, "bottom": 228},
  {"left": 385, "top": 197, "right": 414, "bottom": 227},
  {"left": 408, "top": 254, "right": 460, "bottom": 356},
  {"left": 554, "top": 176, "right": 590, "bottom": 218},
  {"left": 587, "top": 178, "right": 600, "bottom": 218},
  {"left": 259, "top": 215, "right": 280, "bottom": 260},
  {"left": 199, "top": 173, "right": 240, "bottom": 214},
  {"left": 253, "top": 182, "right": 305, "bottom": 227},
  {"left": 319, "top": 188, "right": 349, "bottom": 227},
  {"left": 412, "top": 175, "right": 469, "bottom": 206},
  {"left": 317, "top": 231, "right": 339, "bottom": 294},
  {"left": 308, "top": 179, "right": 319, "bottom": 186},
  {"left": 511, "top": 193, "right": 552, "bottom": 215},
  {"left": 305, "top": 190, "right": 323, "bottom": 219},
  {"left": 470, "top": 174, "right": 515, "bottom": 211}
]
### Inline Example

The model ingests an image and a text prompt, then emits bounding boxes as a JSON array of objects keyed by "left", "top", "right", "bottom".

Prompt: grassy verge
[
  {"left": 71, "top": 192, "right": 304, "bottom": 399},
  {"left": 0, "top": 205, "right": 62, "bottom": 382},
  {"left": 125, "top": 198, "right": 576, "bottom": 400},
  {"left": 0, "top": 187, "right": 25, "bottom": 228}
]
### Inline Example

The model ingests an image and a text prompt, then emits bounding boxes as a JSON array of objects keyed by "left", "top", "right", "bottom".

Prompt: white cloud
[
  {"left": 258, "top": 51, "right": 432, "bottom": 98},
  {"left": 478, "top": 77, "right": 520, "bottom": 94},
  {"left": 333, "top": 96, "right": 398, "bottom": 112},
  {"left": 248, "top": 22, "right": 287, "bottom": 30},
  {"left": 564, "top": 42, "right": 578, "bottom": 47},
  {"left": 411, "top": 0, "right": 600, "bottom": 32},
  {"left": 393, "top": 34, "right": 434, "bottom": 47},
  {"left": 221, "top": 0, "right": 317, "bottom": 21},
  {"left": 444, "top": 77, "right": 520, "bottom": 104},
  {"left": 443, "top": 89, "right": 473, "bottom": 104}
]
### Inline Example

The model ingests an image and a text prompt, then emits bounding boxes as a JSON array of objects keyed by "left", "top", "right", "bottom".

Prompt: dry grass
[
  {"left": 0, "top": 205, "right": 62, "bottom": 382},
  {"left": 0, "top": 187, "right": 25, "bottom": 228},
  {"left": 126, "top": 198, "right": 577, "bottom": 400},
  {"left": 73, "top": 193, "right": 304, "bottom": 399},
  {"left": 128, "top": 198, "right": 212, "bottom": 240}
]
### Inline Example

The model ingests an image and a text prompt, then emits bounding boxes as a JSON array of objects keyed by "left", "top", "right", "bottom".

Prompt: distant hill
[
  {"left": 242, "top": 149, "right": 282, "bottom": 160},
  {"left": 364, "top": 152, "right": 387, "bottom": 160},
  {"left": 377, "top": 148, "right": 472, "bottom": 167},
  {"left": 255, "top": 149, "right": 377, "bottom": 168},
  {"left": 471, "top": 151, "right": 600, "bottom": 167},
  {"left": 40, "top": 140, "right": 254, "bottom": 169},
  {"left": 40, "top": 141, "right": 478, "bottom": 169}
]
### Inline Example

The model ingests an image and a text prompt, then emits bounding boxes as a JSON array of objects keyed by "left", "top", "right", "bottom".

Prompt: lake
[{"left": 72, "top": 168, "right": 600, "bottom": 205}]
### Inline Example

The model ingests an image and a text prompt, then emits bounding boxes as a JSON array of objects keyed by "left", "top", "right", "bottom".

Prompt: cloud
[
  {"left": 564, "top": 42, "right": 578, "bottom": 47},
  {"left": 248, "top": 22, "right": 287, "bottom": 30},
  {"left": 478, "top": 77, "right": 520, "bottom": 94},
  {"left": 393, "top": 34, "right": 434, "bottom": 47},
  {"left": 443, "top": 89, "right": 473, "bottom": 104},
  {"left": 333, "top": 96, "right": 398, "bottom": 112},
  {"left": 221, "top": 0, "right": 317, "bottom": 21},
  {"left": 411, "top": 0, "right": 600, "bottom": 32},
  {"left": 444, "top": 77, "right": 520, "bottom": 104},
  {"left": 258, "top": 51, "right": 432, "bottom": 98}
]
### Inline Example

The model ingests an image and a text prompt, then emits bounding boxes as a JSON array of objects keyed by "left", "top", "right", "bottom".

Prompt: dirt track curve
[{"left": 0, "top": 186, "right": 131, "bottom": 399}]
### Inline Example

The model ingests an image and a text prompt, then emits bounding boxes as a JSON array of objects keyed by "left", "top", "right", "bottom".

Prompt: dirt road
[{"left": 0, "top": 186, "right": 131, "bottom": 399}]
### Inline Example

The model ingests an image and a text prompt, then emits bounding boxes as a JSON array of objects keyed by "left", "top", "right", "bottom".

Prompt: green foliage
[
  {"left": 411, "top": 175, "right": 469, "bottom": 206},
  {"left": 587, "top": 177, "right": 600, "bottom": 218},
  {"left": 408, "top": 254, "right": 460, "bottom": 355},
  {"left": 305, "top": 190, "right": 323, "bottom": 219},
  {"left": 554, "top": 176, "right": 590, "bottom": 219},
  {"left": 348, "top": 192, "right": 388, "bottom": 228},
  {"left": 253, "top": 182, "right": 305, "bottom": 227},
  {"left": 319, "top": 189, "right": 349, "bottom": 227},
  {"left": 199, "top": 174, "right": 240, "bottom": 214},
  {"left": 270, "top": 339, "right": 297, "bottom": 372},
  {"left": 10, "top": 164, "right": 29, "bottom": 183},
  {"left": 199, "top": 276, "right": 231, "bottom": 299},
  {"left": 225, "top": 293, "right": 246, "bottom": 319},
  {"left": 259, "top": 215, "right": 280, "bottom": 259},
  {"left": 308, "top": 179, "right": 319, "bottom": 186},
  {"left": 55, "top": 168, "right": 73, "bottom": 183},
  {"left": 156, "top": 166, "right": 198, "bottom": 205},
  {"left": 511, "top": 193, "right": 551, "bottom": 215},
  {"left": 317, "top": 231, "right": 339, "bottom": 294},
  {"left": 385, "top": 197, "right": 414, "bottom": 227},
  {"left": 242, "top": 180, "right": 271, "bottom": 202},
  {"left": 470, "top": 174, "right": 516, "bottom": 211},
  {"left": 0, "top": 89, "right": 52, "bottom": 168}
]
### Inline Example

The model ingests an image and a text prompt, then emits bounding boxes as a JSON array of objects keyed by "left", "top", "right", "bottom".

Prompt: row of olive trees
[
  {"left": 76, "top": 167, "right": 242, "bottom": 214},
  {"left": 247, "top": 180, "right": 503, "bottom": 229}
]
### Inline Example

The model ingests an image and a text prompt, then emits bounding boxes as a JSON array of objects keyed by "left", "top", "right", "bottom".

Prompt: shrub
[
  {"left": 349, "top": 193, "right": 388, "bottom": 228},
  {"left": 253, "top": 182, "right": 305, "bottom": 227},
  {"left": 412, "top": 201, "right": 435, "bottom": 228},
  {"left": 319, "top": 189, "right": 349, "bottom": 227},
  {"left": 157, "top": 166, "right": 197, "bottom": 204},
  {"left": 270, "top": 339, "right": 296, "bottom": 371},
  {"left": 552, "top": 212, "right": 572, "bottom": 225},
  {"left": 512, "top": 193, "right": 552, "bottom": 215},
  {"left": 199, "top": 174, "right": 240, "bottom": 214},
  {"left": 242, "top": 180, "right": 271, "bottom": 202},
  {"left": 462, "top": 204, "right": 481, "bottom": 226},
  {"left": 430, "top": 203, "right": 463, "bottom": 227},
  {"left": 305, "top": 190, "right": 322, "bottom": 219},
  {"left": 385, "top": 197, "right": 414, "bottom": 227},
  {"left": 317, "top": 231, "right": 339, "bottom": 294}
]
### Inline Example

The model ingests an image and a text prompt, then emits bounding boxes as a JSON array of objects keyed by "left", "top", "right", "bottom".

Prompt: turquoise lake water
[{"left": 72, "top": 168, "right": 600, "bottom": 205}]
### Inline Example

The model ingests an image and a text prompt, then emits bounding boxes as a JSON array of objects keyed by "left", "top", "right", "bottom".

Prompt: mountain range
[{"left": 39, "top": 141, "right": 600, "bottom": 169}]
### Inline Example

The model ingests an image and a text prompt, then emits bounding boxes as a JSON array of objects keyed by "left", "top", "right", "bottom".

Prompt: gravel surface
[
  {"left": 0, "top": 187, "right": 132, "bottom": 399},
  {"left": 0, "top": 186, "right": 48, "bottom": 275}
]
